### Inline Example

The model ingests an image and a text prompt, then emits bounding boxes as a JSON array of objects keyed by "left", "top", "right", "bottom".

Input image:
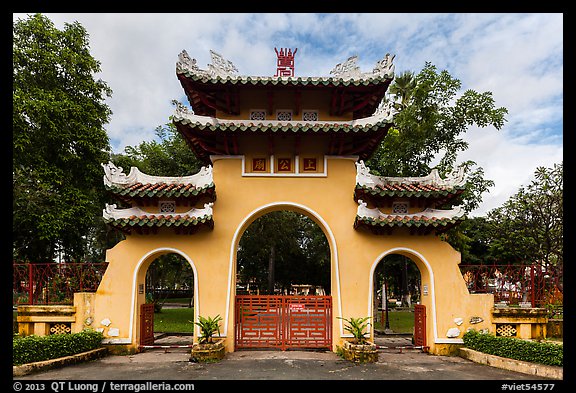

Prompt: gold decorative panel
[
  {"left": 496, "top": 324, "right": 517, "bottom": 337},
  {"left": 50, "top": 323, "right": 71, "bottom": 335}
]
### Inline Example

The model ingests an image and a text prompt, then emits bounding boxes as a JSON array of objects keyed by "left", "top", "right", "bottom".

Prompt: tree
[
  {"left": 388, "top": 70, "right": 416, "bottom": 109},
  {"left": 367, "top": 62, "right": 507, "bottom": 214},
  {"left": 486, "top": 162, "right": 563, "bottom": 266},
  {"left": 13, "top": 14, "right": 112, "bottom": 262},
  {"left": 118, "top": 120, "right": 204, "bottom": 177}
]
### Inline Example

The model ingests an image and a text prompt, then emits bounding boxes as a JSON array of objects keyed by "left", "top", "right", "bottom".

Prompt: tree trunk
[
  {"left": 267, "top": 245, "right": 276, "bottom": 295},
  {"left": 401, "top": 259, "right": 411, "bottom": 307}
]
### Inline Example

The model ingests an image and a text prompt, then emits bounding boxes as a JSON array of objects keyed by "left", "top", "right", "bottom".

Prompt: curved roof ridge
[
  {"left": 103, "top": 202, "right": 214, "bottom": 221},
  {"left": 172, "top": 101, "right": 395, "bottom": 129},
  {"left": 356, "top": 200, "right": 465, "bottom": 221},
  {"left": 102, "top": 162, "right": 213, "bottom": 188},
  {"left": 355, "top": 161, "right": 467, "bottom": 189},
  {"left": 176, "top": 49, "right": 395, "bottom": 82}
]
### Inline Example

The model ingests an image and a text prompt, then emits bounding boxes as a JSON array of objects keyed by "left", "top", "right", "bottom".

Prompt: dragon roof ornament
[
  {"left": 355, "top": 161, "right": 467, "bottom": 189},
  {"left": 330, "top": 53, "right": 395, "bottom": 80},
  {"left": 177, "top": 49, "right": 239, "bottom": 79},
  {"left": 177, "top": 49, "right": 395, "bottom": 81},
  {"left": 102, "top": 162, "right": 213, "bottom": 189}
]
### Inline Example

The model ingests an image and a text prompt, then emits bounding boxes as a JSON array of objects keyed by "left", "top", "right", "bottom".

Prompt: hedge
[
  {"left": 462, "top": 330, "right": 563, "bottom": 366},
  {"left": 13, "top": 329, "right": 104, "bottom": 366}
]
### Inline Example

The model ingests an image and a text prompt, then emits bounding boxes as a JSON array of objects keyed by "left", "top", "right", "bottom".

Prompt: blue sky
[{"left": 13, "top": 13, "right": 563, "bottom": 217}]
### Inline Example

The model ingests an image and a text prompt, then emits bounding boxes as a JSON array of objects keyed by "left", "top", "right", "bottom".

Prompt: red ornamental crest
[{"left": 274, "top": 47, "right": 297, "bottom": 77}]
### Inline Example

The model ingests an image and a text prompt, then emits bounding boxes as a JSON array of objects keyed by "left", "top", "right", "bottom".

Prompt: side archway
[
  {"left": 130, "top": 248, "right": 200, "bottom": 345},
  {"left": 369, "top": 247, "right": 438, "bottom": 345}
]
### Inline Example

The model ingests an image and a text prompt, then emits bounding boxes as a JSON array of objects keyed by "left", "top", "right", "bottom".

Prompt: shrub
[
  {"left": 13, "top": 329, "right": 104, "bottom": 366},
  {"left": 463, "top": 330, "right": 563, "bottom": 366}
]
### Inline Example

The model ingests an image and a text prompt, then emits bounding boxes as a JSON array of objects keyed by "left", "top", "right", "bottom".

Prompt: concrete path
[{"left": 15, "top": 336, "right": 556, "bottom": 381}]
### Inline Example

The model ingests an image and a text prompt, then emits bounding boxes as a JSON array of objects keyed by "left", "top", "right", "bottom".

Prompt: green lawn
[
  {"left": 374, "top": 310, "right": 414, "bottom": 334},
  {"left": 154, "top": 307, "right": 195, "bottom": 333}
]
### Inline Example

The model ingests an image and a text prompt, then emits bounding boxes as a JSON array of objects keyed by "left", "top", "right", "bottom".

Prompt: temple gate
[{"left": 90, "top": 48, "right": 497, "bottom": 355}]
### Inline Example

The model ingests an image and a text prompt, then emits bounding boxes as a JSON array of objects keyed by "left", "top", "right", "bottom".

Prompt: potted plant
[
  {"left": 190, "top": 314, "right": 225, "bottom": 362},
  {"left": 337, "top": 316, "right": 379, "bottom": 363}
]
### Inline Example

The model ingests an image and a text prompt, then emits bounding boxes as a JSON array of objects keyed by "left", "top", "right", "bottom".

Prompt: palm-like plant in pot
[
  {"left": 195, "top": 314, "right": 222, "bottom": 344},
  {"left": 337, "top": 316, "right": 378, "bottom": 363},
  {"left": 190, "top": 314, "right": 225, "bottom": 362},
  {"left": 337, "top": 316, "right": 371, "bottom": 344}
]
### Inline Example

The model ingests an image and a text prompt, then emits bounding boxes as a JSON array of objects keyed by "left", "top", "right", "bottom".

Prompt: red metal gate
[
  {"left": 235, "top": 295, "right": 332, "bottom": 350},
  {"left": 414, "top": 304, "right": 426, "bottom": 348},
  {"left": 140, "top": 303, "right": 155, "bottom": 346}
]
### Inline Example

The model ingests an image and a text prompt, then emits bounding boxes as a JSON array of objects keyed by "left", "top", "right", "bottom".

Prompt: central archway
[{"left": 226, "top": 202, "right": 343, "bottom": 350}]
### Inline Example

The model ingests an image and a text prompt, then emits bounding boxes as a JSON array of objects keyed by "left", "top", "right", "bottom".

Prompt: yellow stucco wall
[{"left": 94, "top": 156, "right": 494, "bottom": 355}]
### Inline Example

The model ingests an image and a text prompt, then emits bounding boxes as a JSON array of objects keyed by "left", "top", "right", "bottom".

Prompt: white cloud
[{"left": 14, "top": 12, "right": 563, "bottom": 216}]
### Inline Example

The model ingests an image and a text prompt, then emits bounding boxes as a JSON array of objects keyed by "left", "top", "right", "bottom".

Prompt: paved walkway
[{"left": 15, "top": 336, "right": 556, "bottom": 382}]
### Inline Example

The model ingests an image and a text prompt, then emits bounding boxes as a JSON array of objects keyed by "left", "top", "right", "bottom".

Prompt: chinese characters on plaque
[
  {"left": 252, "top": 158, "right": 267, "bottom": 172},
  {"left": 277, "top": 158, "right": 292, "bottom": 172},
  {"left": 250, "top": 156, "right": 320, "bottom": 174},
  {"left": 302, "top": 158, "right": 317, "bottom": 172}
]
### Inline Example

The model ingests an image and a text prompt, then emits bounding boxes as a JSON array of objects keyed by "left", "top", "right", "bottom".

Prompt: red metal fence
[
  {"left": 459, "top": 263, "right": 563, "bottom": 314},
  {"left": 13, "top": 262, "right": 108, "bottom": 305}
]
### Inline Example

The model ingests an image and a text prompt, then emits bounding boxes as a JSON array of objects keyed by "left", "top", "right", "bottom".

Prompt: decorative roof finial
[{"left": 274, "top": 47, "right": 297, "bottom": 77}]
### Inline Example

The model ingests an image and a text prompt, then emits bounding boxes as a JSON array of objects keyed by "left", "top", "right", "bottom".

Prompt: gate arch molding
[
  {"left": 130, "top": 247, "right": 200, "bottom": 343},
  {"left": 225, "top": 201, "right": 345, "bottom": 339},
  {"left": 368, "top": 247, "right": 438, "bottom": 343}
]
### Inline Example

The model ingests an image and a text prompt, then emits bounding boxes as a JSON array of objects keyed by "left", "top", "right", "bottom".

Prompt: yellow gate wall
[{"left": 93, "top": 156, "right": 494, "bottom": 355}]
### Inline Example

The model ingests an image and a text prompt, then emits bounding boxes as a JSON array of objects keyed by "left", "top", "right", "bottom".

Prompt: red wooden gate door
[
  {"left": 414, "top": 304, "right": 426, "bottom": 348},
  {"left": 140, "top": 303, "right": 155, "bottom": 347},
  {"left": 235, "top": 295, "right": 332, "bottom": 350}
]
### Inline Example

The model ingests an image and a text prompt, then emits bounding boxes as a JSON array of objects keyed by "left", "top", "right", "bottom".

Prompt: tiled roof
[
  {"left": 354, "top": 214, "right": 466, "bottom": 228},
  {"left": 172, "top": 106, "right": 394, "bottom": 134},
  {"left": 102, "top": 162, "right": 215, "bottom": 201},
  {"left": 177, "top": 73, "right": 393, "bottom": 87},
  {"left": 354, "top": 201, "right": 466, "bottom": 234},
  {"left": 104, "top": 181, "right": 215, "bottom": 200},
  {"left": 176, "top": 50, "right": 395, "bottom": 87},
  {"left": 104, "top": 214, "right": 214, "bottom": 234},
  {"left": 102, "top": 204, "right": 214, "bottom": 234},
  {"left": 355, "top": 183, "right": 464, "bottom": 199},
  {"left": 354, "top": 161, "right": 466, "bottom": 202}
]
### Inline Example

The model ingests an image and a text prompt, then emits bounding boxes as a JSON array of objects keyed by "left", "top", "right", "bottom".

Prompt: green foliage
[
  {"left": 195, "top": 315, "right": 222, "bottom": 344},
  {"left": 463, "top": 330, "right": 562, "bottom": 366},
  {"left": 337, "top": 316, "right": 371, "bottom": 344},
  {"left": 13, "top": 13, "right": 112, "bottom": 262},
  {"left": 367, "top": 62, "right": 507, "bottom": 215},
  {"left": 13, "top": 329, "right": 104, "bottom": 366},
  {"left": 487, "top": 162, "right": 563, "bottom": 266},
  {"left": 452, "top": 162, "right": 563, "bottom": 265},
  {"left": 119, "top": 121, "right": 203, "bottom": 177}
]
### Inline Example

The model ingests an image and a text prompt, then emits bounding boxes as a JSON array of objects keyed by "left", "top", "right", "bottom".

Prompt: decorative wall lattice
[
  {"left": 392, "top": 202, "right": 409, "bottom": 214},
  {"left": 496, "top": 324, "right": 517, "bottom": 337},
  {"left": 50, "top": 323, "right": 71, "bottom": 335},
  {"left": 276, "top": 110, "right": 292, "bottom": 121},
  {"left": 302, "top": 111, "right": 318, "bottom": 122},
  {"left": 250, "top": 110, "right": 266, "bottom": 121},
  {"left": 159, "top": 200, "right": 176, "bottom": 213}
]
